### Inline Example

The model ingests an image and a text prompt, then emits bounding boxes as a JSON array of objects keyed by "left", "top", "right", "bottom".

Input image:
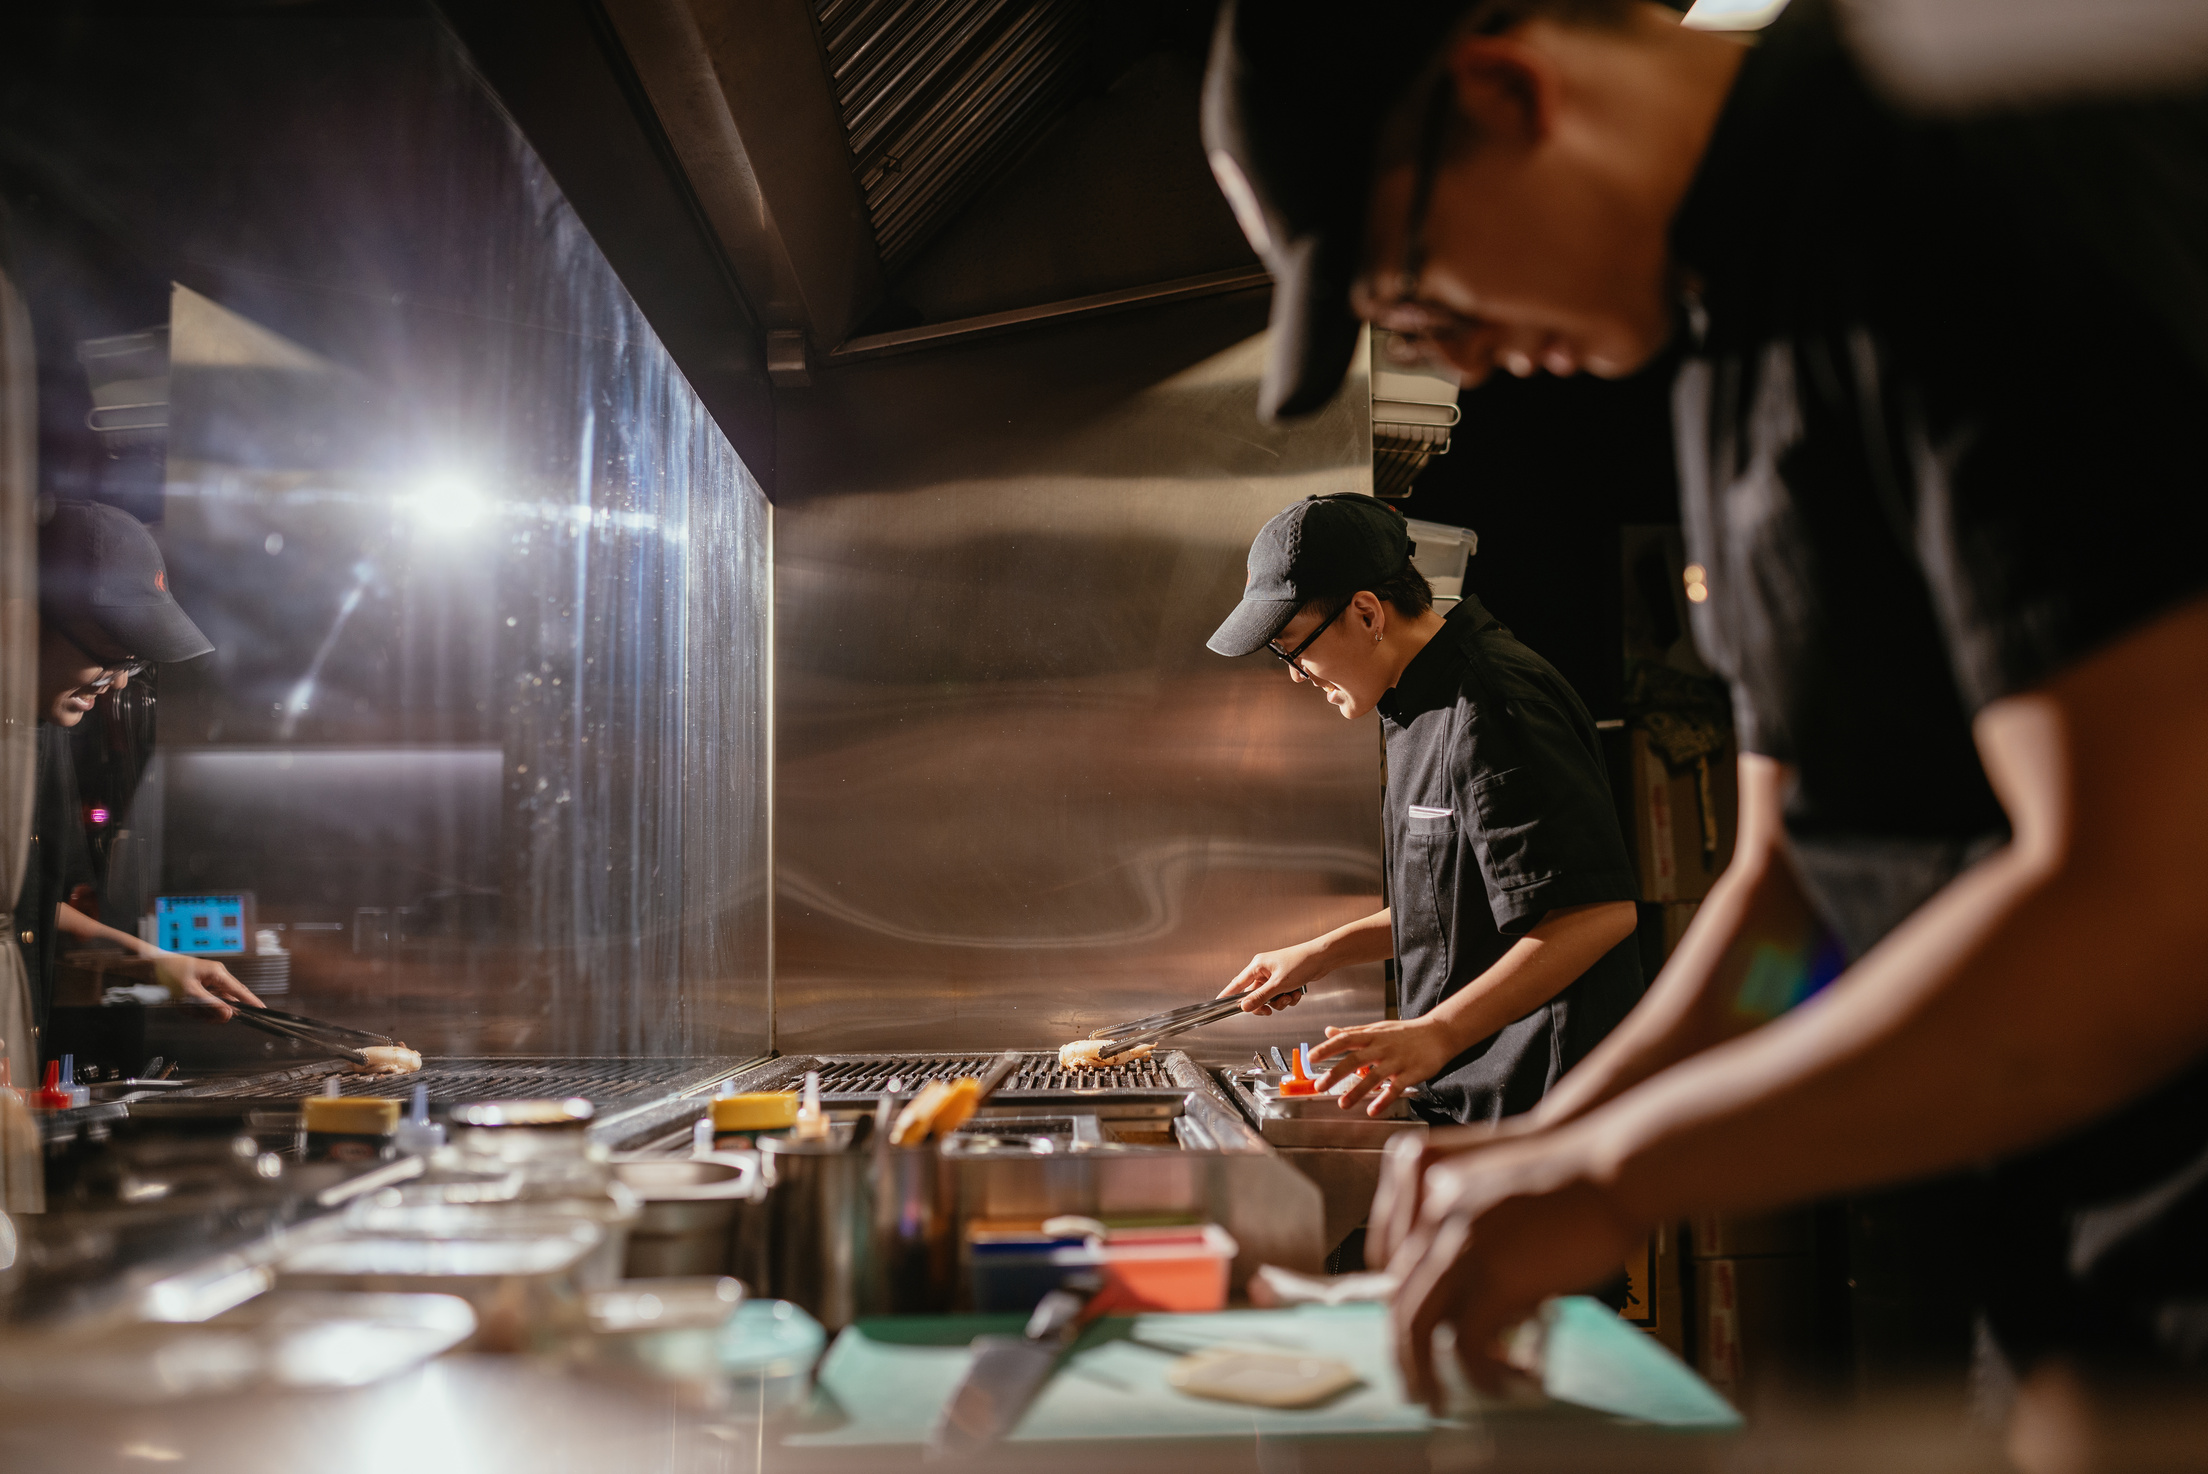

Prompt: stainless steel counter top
[{"left": 0, "top": 1348, "right": 2082, "bottom": 1474}]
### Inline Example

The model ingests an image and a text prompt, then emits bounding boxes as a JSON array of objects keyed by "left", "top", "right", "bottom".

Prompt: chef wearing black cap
[
  {"left": 1209, "top": 491, "right": 1643, "bottom": 1126},
  {"left": 23, "top": 500, "right": 262, "bottom": 1028},
  {"left": 1202, "top": 0, "right": 2208, "bottom": 1431}
]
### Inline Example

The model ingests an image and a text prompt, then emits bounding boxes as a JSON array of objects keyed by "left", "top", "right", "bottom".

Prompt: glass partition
[{"left": 1, "top": 9, "right": 770, "bottom": 1061}]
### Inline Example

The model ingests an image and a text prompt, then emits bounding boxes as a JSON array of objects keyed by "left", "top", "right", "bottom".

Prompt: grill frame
[
  {"left": 710, "top": 1049, "right": 1270, "bottom": 1153},
  {"left": 152, "top": 1056, "right": 751, "bottom": 1142}
]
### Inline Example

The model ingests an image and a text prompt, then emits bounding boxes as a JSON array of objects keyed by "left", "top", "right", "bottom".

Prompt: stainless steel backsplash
[{"left": 773, "top": 293, "right": 1387, "bottom": 1057}]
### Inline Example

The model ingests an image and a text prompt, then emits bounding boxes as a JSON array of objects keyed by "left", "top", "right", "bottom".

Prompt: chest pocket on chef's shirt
[
  {"left": 1401, "top": 809, "right": 1458, "bottom": 976},
  {"left": 1469, "top": 767, "right": 1557, "bottom": 894}
]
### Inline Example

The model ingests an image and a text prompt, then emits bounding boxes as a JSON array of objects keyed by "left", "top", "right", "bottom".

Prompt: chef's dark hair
[{"left": 1303, "top": 561, "right": 1435, "bottom": 625}]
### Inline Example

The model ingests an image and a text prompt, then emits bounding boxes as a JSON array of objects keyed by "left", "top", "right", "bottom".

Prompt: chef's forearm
[
  {"left": 1589, "top": 608, "right": 2208, "bottom": 1226},
  {"left": 54, "top": 900, "right": 158, "bottom": 957},
  {"left": 1529, "top": 755, "right": 1825, "bottom": 1129},
  {"left": 1589, "top": 841, "right": 2166, "bottom": 1224},
  {"left": 1308, "top": 907, "right": 1396, "bottom": 968},
  {"left": 1425, "top": 900, "right": 1637, "bottom": 1056}
]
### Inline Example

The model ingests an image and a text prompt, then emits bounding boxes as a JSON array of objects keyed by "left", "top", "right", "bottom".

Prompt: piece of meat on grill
[
  {"left": 1057, "top": 1039, "right": 1151, "bottom": 1070},
  {"left": 351, "top": 1045, "right": 423, "bottom": 1075}
]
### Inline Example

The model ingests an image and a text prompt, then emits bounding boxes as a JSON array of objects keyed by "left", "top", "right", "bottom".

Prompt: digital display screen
[{"left": 155, "top": 894, "right": 249, "bottom": 955}]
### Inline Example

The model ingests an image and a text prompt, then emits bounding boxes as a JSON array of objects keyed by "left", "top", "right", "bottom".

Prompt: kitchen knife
[{"left": 927, "top": 1279, "right": 1100, "bottom": 1459}]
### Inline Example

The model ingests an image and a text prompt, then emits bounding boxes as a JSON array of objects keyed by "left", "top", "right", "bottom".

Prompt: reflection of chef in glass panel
[{"left": 19, "top": 501, "right": 264, "bottom": 1025}]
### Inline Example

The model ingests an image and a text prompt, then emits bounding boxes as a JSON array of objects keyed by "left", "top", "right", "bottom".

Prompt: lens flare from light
[{"left": 403, "top": 473, "right": 486, "bottom": 532}]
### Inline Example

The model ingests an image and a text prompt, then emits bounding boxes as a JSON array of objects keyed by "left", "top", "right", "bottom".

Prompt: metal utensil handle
[
  {"left": 1095, "top": 1004, "right": 1236, "bottom": 1059},
  {"left": 230, "top": 1007, "right": 372, "bottom": 1066},
  {"left": 248, "top": 1005, "right": 396, "bottom": 1047},
  {"left": 970, "top": 1050, "right": 1023, "bottom": 1108},
  {"left": 1090, "top": 998, "right": 1231, "bottom": 1041},
  {"left": 1097, "top": 985, "right": 1309, "bottom": 1059},
  {"left": 1095, "top": 998, "right": 1242, "bottom": 1060}
]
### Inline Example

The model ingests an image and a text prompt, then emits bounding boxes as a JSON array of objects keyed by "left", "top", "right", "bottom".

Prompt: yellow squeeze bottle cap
[{"left": 711, "top": 1092, "right": 800, "bottom": 1133}]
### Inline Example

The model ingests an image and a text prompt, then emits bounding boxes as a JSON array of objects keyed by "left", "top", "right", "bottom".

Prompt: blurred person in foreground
[
  {"left": 22, "top": 500, "right": 262, "bottom": 1026},
  {"left": 1203, "top": 0, "right": 2208, "bottom": 1444}
]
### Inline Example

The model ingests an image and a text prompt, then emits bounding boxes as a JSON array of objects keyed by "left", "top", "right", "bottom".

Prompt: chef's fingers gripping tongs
[
  {"left": 1093, "top": 986, "right": 1306, "bottom": 1062},
  {"left": 228, "top": 1005, "right": 396, "bottom": 1067}
]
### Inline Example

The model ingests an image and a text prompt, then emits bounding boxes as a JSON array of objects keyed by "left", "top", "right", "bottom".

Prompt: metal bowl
[{"left": 610, "top": 1153, "right": 761, "bottom": 1278}]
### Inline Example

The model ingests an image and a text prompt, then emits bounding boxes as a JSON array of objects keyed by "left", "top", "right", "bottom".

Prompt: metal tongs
[
  {"left": 1089, "top": 986, "right": 1306, "bottom": 1061},
  {"left": 228, "top": 1004, "right": 396, "bottom": 1067}
]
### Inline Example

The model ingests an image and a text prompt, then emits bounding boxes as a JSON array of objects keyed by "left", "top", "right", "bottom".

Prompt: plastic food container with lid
[{"left": 965, "top": 1221, "right": 1238, "bottom": 1313}]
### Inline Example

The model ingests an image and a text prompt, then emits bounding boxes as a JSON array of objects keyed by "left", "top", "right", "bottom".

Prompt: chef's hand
[
  {"left": 1305, "top": 1018, "right": 1457, "bottom": 1117},
  {"left": 1369, "top": 1119, "right": 1540, "bottom": 1266},
  {"left": 1218, "top": 940, "right": 1328, "bottom": 1014},
  {"left": 149, "top": 953, "right": 264, "bottom": 1020},
  {"left": 1388, "top": 1138, "right": 1643, "bottom": 1410}
]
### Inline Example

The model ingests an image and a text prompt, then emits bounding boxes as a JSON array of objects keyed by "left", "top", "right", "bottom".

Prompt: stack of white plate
[{"left": 231, "top": 950, "right": 291, "bottom": 998}]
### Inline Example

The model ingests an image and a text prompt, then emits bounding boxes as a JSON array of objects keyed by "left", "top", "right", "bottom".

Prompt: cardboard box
[{"left": 1629, "top": 728, "right": 1737, "bottom": 902}]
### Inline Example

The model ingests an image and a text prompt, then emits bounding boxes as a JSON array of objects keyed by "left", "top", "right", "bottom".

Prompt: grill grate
[
  {"left": 166, "top": 1057, "right": 737, "bottom": 1107},
  {"left": 807, "top": 1052, "right": 1178, "bottom": 1100}
]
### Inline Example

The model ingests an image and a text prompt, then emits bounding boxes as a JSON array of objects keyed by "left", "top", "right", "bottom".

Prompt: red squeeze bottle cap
[{"left": 31, "top": 1059, "right": 71, "bottom": 1110}]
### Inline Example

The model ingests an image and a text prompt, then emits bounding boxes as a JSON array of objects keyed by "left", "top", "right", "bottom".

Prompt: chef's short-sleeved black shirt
[
  {"left": 1378, "top": 597, "right": 1644, "bottom": 1125},
  {"left": 1672, "top": 0, "right": 2208, "bottom": 1370},
  {"left": 13, "top": 725, "right": 79, "bottom": 1034}
]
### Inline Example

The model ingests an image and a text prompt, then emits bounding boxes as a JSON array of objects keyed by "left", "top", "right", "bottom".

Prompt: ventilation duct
[{"left": 814, "top": 0, "right": 1092, "bottom": 269}]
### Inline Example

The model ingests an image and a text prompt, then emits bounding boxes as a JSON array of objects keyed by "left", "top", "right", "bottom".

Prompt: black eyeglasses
[
  {"left": 1267, "top": 601, "right": 1349, "bottom": 680},
  {"left": 1359, "top": 16, "right": 1526, "bottom": 363},
  {"left": 1393, "top": 72, "right": 1457, "bottom": 303},
  {"left": 81, "top": 660, "right": 148, "bottom": 695}
]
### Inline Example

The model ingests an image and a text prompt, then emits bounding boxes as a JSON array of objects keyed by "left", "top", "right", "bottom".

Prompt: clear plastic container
[
  {"left": 717, "top": 1298, "right": 826, "bottom": 1422},
  {"left": 1405, "top": 516, "right": 1478, "bottom": 602}
]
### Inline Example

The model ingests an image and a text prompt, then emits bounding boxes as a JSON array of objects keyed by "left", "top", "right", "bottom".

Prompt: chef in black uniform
[
  {"left": 22, "top": 501, "right": 261, "bottom": 1031},
  {"left": 1208, "top": 492, "right": 1643, "bottom": 1125},
  {"left": 1202, "top": 0, "right": 2208, "bottom": 1437}
]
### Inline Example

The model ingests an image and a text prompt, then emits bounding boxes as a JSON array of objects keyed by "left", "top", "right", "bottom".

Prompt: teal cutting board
[{"left": 789, "top": 1297, "right": 1739, "bottom": 1447}]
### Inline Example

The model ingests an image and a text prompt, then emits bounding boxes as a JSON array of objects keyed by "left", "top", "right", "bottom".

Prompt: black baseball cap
[
  {"left": 38, "top": 500, "right": 213, "bottom": 664},
  {"left": 1208, "top": 493, "right": 1415, "bottom": 657},
  {"left": 1202, "top": 0, "right": 1482, "bottom": 421}
]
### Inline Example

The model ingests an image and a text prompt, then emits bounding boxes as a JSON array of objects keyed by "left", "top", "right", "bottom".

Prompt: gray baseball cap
[
  {"left": 1208, "top": 493, "right": 1415, "bottom": 657},
  {"left": 38, "top": 500, "right": 213, "bottom": 664}
]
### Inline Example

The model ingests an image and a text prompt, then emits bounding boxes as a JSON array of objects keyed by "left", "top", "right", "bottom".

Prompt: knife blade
[{"left": 927, "top": 1280, "right": 1098, "bottom": 1458}]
